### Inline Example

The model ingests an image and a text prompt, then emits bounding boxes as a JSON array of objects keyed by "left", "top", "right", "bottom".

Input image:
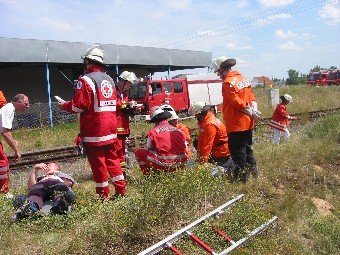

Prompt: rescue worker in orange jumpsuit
[
  {"left": 189, "top": 102, "right": 233, "bottom": 171},
  {"left": 115, "top": 71, "right": 138, "bottom": 177},
  {"left": 269, "top": 94, "right": 296, "bottom": 144},
  {"left": 58, "top": 45, "right": 125, "bottom": 199},
  {"left": 161, "top": 105, "right": 192, "bottom": 159},
  {"left": 135, "top": 107, "right": 188, "bottom": 175},
  {"left": 211, "top": 57, "right": 261, "bottom": 181}
]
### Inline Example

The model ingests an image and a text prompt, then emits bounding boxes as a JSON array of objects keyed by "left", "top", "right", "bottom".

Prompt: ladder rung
[
  {"left": 211, "top": 226, "right": 235, "bottom": 245},
  {"left": 186, "top": 231, "right": 217, "bottom": 255},
  {"left": 166, "top": 242, "right": 183, "bottom": 255}
]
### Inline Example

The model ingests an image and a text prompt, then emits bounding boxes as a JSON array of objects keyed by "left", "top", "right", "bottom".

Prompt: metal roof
[{"left": 0, "top": 38, "right": 212, "bottom": 72}]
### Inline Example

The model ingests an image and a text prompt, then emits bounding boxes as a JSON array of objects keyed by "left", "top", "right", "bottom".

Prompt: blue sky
[{"left": 0, "top": 0, "right": 339, "bottom": 80}]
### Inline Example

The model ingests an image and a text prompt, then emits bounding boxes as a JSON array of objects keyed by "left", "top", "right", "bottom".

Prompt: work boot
[{"left": 50, "top": 191, "right": 74, "bottom": 215}]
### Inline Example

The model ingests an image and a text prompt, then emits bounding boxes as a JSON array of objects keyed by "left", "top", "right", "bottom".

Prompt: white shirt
[{"left": 0, "top": 103, "right": 15, "bottom": 133}]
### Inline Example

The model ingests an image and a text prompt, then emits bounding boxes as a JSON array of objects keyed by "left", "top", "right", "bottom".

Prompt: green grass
[{"left": 0, "top": 85, "right": 339, "bottom": 255}]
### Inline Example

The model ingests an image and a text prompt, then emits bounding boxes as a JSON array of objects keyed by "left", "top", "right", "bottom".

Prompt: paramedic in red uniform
[
  {"left": 160, "top": 105, "right": 192, "bottom": 159},
  {"left": 0, "top": 94, "right": 29, "bottom": 199},
  {"left": 269, "top": 94, "right": 296, "bottom": 144},
  {"left": 135, "top": 107, "right": 188, "bottom": 175},
  {"left": 115, "top": 71, "right": 138, "bottom": 177},
  {"left": 58, "top": 45, "right": 125, "bottom": 199},
  {"left": 211, "top": 57, "right": 261, "bottom": 181},
  {"left": 189, "top": 102, "right": 233, "bottom": 170}
]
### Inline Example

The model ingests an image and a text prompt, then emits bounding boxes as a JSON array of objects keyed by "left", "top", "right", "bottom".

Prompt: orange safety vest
[
  {"left": 197, "top": 111, "right": 230, "bottom": 163},
  {"left": 0, "top": 91, "right": 7, "bottom": 108},
  {"left": 222, "top": 70, "right": 256, "bottom": 133}
]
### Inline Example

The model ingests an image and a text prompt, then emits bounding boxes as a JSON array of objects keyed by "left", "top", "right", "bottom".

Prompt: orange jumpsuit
[
  {"left": 197, "top": 111, "right": 230, "bottom": 163},
  {"left": 177, "top": 123, "right": 191, "bottom": 159},
  {"left": 222, "top": 70, "right": 257, "bottom": 174}
]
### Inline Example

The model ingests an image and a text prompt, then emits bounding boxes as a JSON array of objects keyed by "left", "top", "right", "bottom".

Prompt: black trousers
[{"left": 228, "top": 129, "right": 256, "bottom": 170}]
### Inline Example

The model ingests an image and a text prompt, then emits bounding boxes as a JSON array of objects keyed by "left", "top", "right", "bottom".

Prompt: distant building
[{"left": 251, "top": 76, "right": 273, "bottom": 88}]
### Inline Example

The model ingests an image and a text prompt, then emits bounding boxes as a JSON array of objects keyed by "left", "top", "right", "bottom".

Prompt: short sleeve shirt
[{"left": 0, "top": 103, "right": 15, "bottom": 133}]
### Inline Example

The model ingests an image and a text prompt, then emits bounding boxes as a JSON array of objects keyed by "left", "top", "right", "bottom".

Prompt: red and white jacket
[
  {"left": 116, "top": 87, "right": 130, "bottom": 136},
  {"left": 269, "top": 102, "right": 290, "bottom": 132},
  {"left": 147, "top": 120, "right": 188, "bottom": 168},
  {"left": 62, "top": 66, "right": 118, "bottom": 146}
]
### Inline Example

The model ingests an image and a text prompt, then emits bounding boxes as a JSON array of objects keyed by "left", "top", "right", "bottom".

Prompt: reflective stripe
[
  {"left": 269, "top": 120, "right": 287, "bottom": 131},
  {"left": 96, "top": 181, "right": 109, "bottom": 188},
  {"left": 83, "top": 133, "right": 117, "bottom": 143},
  {"left": 0, "top": 165, "right": 9, "bottom": 171},
  {"left": 0, "top": 173, "right": 8, "bottom": 179},
  {"left": 111, "top": 174, "right": 124, "bottom": 182},
  {"left": 120, "top": 162, "right": 126, "bottom": 167},
  {"left": 147, "top": 156, "right": 186, "bottom": 168},
  {"left": 71, "top": 105, "right": 84, "bottom": 113},
  {"left": 149, "top": 150, "right": 187, "bottom": 160},
  {"left": 117, "top": 128, "right": 125, "bottom": 132},
  {"left": 83, "top": 76, "right": 117, "bottom": 113}
]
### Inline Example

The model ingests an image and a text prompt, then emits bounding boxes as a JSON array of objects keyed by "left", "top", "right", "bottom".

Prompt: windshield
[
  {"left": 127, "top": 82, "right": 147, "bottom": 99},
  {"left": 308, "top": 73, "right": 321, "bottom": 81}
]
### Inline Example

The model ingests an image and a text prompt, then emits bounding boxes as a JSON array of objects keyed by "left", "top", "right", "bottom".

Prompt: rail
[{"left": 7, "top": 108, "right": 340, "bottom": 171}]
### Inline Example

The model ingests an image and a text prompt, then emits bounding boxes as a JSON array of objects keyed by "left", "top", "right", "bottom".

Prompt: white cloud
[
  {"left": 236, "top": 0, "right": 249, "bottom": 8},
  {"left": 276, "top": 41, "right": 298, "bottom": 50},
  {"left": 225, "top": 43, "right": 253, "bottom": 50},
  {"left": 256, "top": 13, "right": 291, "bottom": 25},
  {"left": 163, "top": 0, "right": 192, "bottom": 10},
  {"left": 235, "top": 57, "right": 251, "bottom": 67},
  {"left": 319, "top": 0, "right": 340, "bottom": 25},
  {"left": 257, "top": 0, "right": 294, "bottom": 8},
  {"left": 275, "top": 29, "right": 297, "bottom": 39}
]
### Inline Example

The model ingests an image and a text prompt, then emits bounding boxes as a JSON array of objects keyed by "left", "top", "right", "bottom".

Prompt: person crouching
[{"left": 135, "top": 107, "right": 188, "bottom": 175}]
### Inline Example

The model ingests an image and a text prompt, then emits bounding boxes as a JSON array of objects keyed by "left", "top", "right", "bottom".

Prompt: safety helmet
[
  {"left": 188, "top": 102, "right": 206, "bottom": 115},
  {"left": 211, "top": 56, "right": 236, "bottom": 72},
  {"left": 282, "top": 94, "right": 293, "bottom": 102},
  {"left": 119, "top": 71, "right": 138, "bottom": 84},
  {"left": 168, "top": 111, "right": 179, "bottom": 121},
  {"left": 150, "top": 106, "right": 172, "bottom": 123},
  {"left": 81, "top": 45, "right": 104, "bottom": 64}
]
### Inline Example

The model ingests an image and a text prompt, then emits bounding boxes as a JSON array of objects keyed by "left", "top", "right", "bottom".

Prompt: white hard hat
[
  {"left": 160, "top": 104, "right": 175, "bottom": 112},
  {"left": 188, "top": 102, "right": 206, "bottom": 115},
  {"left": 81, "top": 45, "right": 104, "bottom": 64},
  {"left": 168, "top": 111, "right": 179, "bottom": 121},
  {"left": 282, "top": 94, "right": 293, "bottom": 102},
  {"left": 211, "top": 56, "right": 237, "bottom": 72},
  {"left": 119, "top": 71, "right": 138, "bottom": 84},
  {"left": 211, "top": 56, "right": 228, "bottom": 72},
  {"left": 150, "top": 106, "right": 172, "bottom": 123}
]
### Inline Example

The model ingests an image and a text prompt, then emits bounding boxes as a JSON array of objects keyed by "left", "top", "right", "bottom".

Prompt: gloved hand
[
  {"left": 288, "top": 116, "right": 297, "bottom": 120},
  {"left": 242, "top": 105, "right": 262, "bottom": 121}
]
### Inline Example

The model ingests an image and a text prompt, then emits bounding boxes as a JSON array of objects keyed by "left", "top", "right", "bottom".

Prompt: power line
[{"left": 150, "top": 0, "right": 336, "bottom": 49}]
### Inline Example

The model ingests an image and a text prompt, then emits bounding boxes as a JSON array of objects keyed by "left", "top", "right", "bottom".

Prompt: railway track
[{"left": 8, "top": 108, "right": 340, "bottom": 171}]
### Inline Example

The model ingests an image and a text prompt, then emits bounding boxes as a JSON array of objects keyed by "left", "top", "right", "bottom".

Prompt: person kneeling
[
  {"left": 135, "top": 107, "right": 188, "bottom": 175},
  {"left": 12, "top": 163, "right": 75, "bottom": 221}
]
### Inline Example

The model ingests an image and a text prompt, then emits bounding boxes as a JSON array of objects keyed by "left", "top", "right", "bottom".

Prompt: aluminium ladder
[{"left": 138, "top": 194, "right": 278, "bottom": 255}]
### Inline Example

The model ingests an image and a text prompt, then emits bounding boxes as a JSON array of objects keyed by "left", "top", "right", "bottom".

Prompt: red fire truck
[
  {"left": 127, "top": 73, "right": 223, "bottom": 120},
  {"left": 307, "top": 68, "right": 340, "bottom": 86}
]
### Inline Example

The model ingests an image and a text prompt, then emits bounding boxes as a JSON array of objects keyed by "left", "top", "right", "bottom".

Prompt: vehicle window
[
  {"left": 174, "top": 82, "right": 183, "bottom": 93},
  {"left": 164, "top": 83, "right": 172, "bottom": 93},
  {"left": 127, "top": 82, "right": 147, "bottom": 99},
  {"left": 151, "top": 83, "right": 162, "bottom": 95}
]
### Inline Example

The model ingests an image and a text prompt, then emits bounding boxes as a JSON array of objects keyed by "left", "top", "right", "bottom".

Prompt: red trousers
[
  {"left": 117, "top": 135, "right": 127, "bottom": 173},
  {"left": 0, "top": 142, "right": 10, "bottom": 194},
  {"left": 86, "top": 142, "right": 126, "bottom": 198}
]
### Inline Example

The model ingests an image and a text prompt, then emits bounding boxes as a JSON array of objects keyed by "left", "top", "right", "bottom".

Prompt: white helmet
[
  {"left": 150, "top": 106, "right": 172, "bottom": 123},
  {"left": 119, "top": 71, "right": 138, "bottom": 84},
  {"left": 81, "top": 45, "right": 104, "bottom": 64},
  {"left": 188, "top": 102, "right": 206, "bottom": 115},
  {"left": 211, "top": 56, "right": 228, "bottom": 72},
  {"left": 168, "top": 111, "right": 179, "bottom": 121},
  {"left": 283, "top": 94, "right": 293, "bottom": 102},
  {"left": 211, "top": 56, "right": 237, "bottom": 73}
]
